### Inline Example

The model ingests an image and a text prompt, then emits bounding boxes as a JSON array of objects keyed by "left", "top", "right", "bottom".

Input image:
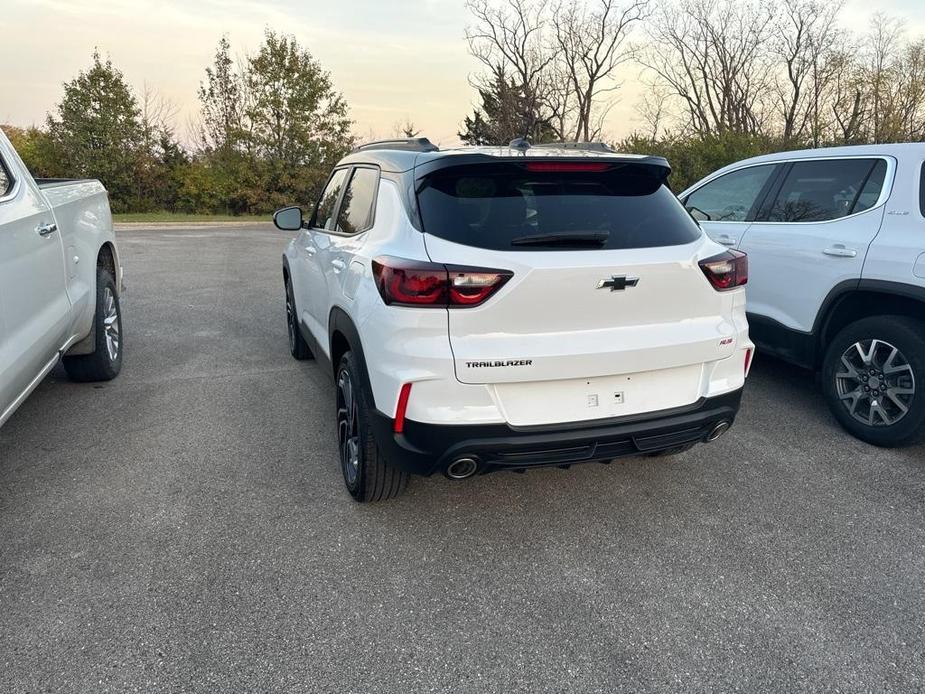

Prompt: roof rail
[
  {"left": 532, "top": 142, "right": 616, "bottom": 153},
  {"left": 353, "top": 137, "right": 439, "bottom": 153}
]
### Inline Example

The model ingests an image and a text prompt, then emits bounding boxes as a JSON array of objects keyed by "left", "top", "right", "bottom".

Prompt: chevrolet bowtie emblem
[{"left": 597, "top": 275, "right": 640, "bottom": 291}]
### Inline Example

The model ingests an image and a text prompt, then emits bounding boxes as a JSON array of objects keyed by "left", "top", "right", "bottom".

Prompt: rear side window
[
  {"left": 766, "top": 159, "right": 885, "bottom": 222},
  {"left": 416, "top": 163, "right": 701, "bottom": 251},
  {"left": 336, "top": 167, "right": 378, "bottom": 234},
  {"left": 684, "top": 165, "right": 776, "bottom": 222},
  {"left": 0, "top": 155, "right": 12, "bottom": 197},
  {"left": 310, "top": 168, "right": 349, "bottom": 230}
]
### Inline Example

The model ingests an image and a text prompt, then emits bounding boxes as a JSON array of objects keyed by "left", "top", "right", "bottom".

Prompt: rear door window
[
  {"left": 336, "top": 167, "right": 378, "bottom": 234},
  {"left": 684, "top": 165, "right": 776, "bottom": 222},
  {"left": 766, "top": 159, "right": 886, "bottom": 222},
  {"left": 310, "top": 168, "right": 349, "bottom": 230},
  {"left": 416, "top": 162, "right": 701, "bottom": 251}
]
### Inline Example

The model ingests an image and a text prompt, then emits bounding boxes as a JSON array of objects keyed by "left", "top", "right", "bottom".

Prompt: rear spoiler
[
  {"left": 414, "top": 154, "right": 672, "bottom": 195},
  {"left": 413, "top": 153, "right": 671, "bottom": 185}
]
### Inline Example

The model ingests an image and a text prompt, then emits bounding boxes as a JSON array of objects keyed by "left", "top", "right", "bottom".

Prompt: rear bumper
[{"left": 370, "top": 388, "right": 743, "bottom": 476}]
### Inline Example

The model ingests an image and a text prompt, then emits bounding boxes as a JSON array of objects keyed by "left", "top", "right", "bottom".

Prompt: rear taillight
[
  {"left": 699, "top": 250, "right": 748, "bottom": 291},
  {"left": 744, "top": 348, "right": 753, "bottom": 376},
  {"left": 372, "top": 257, "right": 512, "bottom": 308}
]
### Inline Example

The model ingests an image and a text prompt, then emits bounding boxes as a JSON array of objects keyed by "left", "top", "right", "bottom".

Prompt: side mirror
[
  {"left": 274, "top": 206, "right": 304, "bottom": 231},
  {"left": 687, "top": 205, "right": 711, "bottom": 222}
]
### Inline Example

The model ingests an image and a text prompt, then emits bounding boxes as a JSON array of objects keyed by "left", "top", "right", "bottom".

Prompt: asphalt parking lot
[{"left": 1, "top": 225, "right": 924, "bottom": 693}]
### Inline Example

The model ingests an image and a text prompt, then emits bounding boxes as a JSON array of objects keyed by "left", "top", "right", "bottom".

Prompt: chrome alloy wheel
[
  {"left": 336, "top": 369, "right": 361, "bottom": 486},
  {"left": 835, "top": 338, "right": 916, "bottom": 427},
  {"left": 102, "top": 287, "right": 120, "bottom": 362}
]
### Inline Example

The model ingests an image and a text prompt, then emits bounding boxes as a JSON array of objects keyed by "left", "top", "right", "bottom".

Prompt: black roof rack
[
  {"left": 531, "top": 142, "right": 616, "bottom": 153},
  {"left": 354, "top": 137, "right": 438, "bottom": 153}
]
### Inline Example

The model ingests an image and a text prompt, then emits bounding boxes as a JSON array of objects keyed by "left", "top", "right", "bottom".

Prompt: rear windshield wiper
[{"left": 510, "top": 232, "right": 609, "bottom": 247}]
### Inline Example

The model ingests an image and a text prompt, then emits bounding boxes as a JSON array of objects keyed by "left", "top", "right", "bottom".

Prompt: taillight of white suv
[
  {"left": 371, "top": 256, "right": 512, "bottom": 307},
  {"left": 699, "top": 250, "right": 748, "bottom": 291}
]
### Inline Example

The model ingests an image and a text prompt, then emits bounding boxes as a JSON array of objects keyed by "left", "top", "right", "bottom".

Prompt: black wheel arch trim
[
  {"left": 328, "top": 306, "right": 376, "bottom": 409},
  {"left": 749, "top": 279, "right": 925, "bottom": 369}
]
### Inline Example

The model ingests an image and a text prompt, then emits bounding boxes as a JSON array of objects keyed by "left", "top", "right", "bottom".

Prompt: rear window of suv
[{"left": 416, "top": 162, "right": 701, "bottom": 251}]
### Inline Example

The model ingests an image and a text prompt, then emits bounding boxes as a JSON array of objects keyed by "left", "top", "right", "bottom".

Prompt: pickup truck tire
[
  {"left": 62, "top": 268, "right": 123, "bottom": 382},
  {"left": 286, "top": 277, "right": 313, "bottom": 360},
  {"left": 336, "top": 351, "right": 408, "bottom": 502},
  {"left": 822, "top": 316, "right": 925, "bottom": 448}
]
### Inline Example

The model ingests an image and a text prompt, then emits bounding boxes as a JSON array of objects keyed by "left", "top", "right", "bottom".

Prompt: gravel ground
[{"left": 1, "top": 225, "right": 923, "bottom": 693}]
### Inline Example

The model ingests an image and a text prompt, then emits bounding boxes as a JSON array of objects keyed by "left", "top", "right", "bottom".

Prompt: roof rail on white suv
[{"left": 274, "top": 138, "right": 754, "bottom": 501}]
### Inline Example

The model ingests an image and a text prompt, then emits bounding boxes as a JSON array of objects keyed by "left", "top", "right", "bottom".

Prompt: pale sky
[{"left": 3, "top": 0, "right": 925, "bottom": 147}]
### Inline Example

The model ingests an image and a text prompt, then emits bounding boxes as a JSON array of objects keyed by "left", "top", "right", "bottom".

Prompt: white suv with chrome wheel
[
  {"left": 682, "top": 144, "right": 925, "bottom": 447},
  {"left": 275, "top": 138, "right": 753, "bottom": 501}
]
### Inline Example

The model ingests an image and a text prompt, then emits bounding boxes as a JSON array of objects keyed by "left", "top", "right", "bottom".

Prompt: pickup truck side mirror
[{"left": 274, "top": 206, "right": 305, "bottom": 231}]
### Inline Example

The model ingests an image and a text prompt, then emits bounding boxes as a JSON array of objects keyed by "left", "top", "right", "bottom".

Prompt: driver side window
[
  {"left": 309, "top": 168, "right": 350, "bottom": 230},
  {"left": 685, "top": 165, "right": 776, "bottom": 222}
]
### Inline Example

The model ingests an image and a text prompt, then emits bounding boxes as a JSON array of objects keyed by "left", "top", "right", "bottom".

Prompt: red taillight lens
[
  {"left": 372, "top": 257, "right": 511, "bottom": 308},
  {"left": 699, "top": 250, "right": 748, "bottom": 291},
  {"left": 394, "top": 382, "right": 412, "bottom": 433},
  {"left": 744, "top": 348, "right": 753, "bottom": 376},
  {"left": 372, "top": 259, "right": 447, "bottom": 305},
  {"left": 524, "top": 161, "right": 611, "bottom": 173}
]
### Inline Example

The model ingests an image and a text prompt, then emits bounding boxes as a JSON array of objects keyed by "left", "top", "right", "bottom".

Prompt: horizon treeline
[{"left": 3, "top": 0, "right": 925, "bottom": 213}]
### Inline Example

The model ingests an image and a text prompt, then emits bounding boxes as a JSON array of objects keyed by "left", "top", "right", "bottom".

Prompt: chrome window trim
[{"left": 686, "top": 155, "right": 896, "bottom": 227}]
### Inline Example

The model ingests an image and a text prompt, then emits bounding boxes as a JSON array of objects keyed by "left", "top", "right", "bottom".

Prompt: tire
[
  {"left": 336, "top": 351, "right": 409, "bottom": 502},
  {"left": 822, "top": 316, "right": 925, "bottom": 448},
  {"left": 62, "top": 268, "right": 123, "bottom": 382},
  {"left": 286, "top": 276, "right": 313, "bottom": 360}
]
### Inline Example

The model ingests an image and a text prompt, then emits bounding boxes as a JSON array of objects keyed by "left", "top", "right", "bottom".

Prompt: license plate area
[{"left": 490, "top": 365, "right": 703, "bottom": 427}]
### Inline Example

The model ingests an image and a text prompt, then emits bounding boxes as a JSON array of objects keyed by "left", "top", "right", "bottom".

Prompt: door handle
[
  {"left": 823, "top": 245, "right": 857, "bottom": 258},
  {"left": 331, "top": 259, "right": 346, "bottom": 272},
  {"left": 716, "top": 235, "right": 737, "bottom": 246},
  {"left": 36, "top": 222, "right": 58, "bottom": 237}
]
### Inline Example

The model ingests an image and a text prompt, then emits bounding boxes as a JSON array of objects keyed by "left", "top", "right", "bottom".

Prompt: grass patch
[{"left": 112, "top": 211, "right": 270, "bottom": 224}]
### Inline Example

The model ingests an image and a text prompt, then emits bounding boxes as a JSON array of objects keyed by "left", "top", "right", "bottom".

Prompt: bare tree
[
  {"left": 773, "top": 0, "right": 843, "bottom": 142},
  {"left": 552, "top": 0, "right": 650, "bottom": 141},
  {"left": 640, "top": 0, "right": 778, "bottom": 135},
  {"left": 465, "top": 0, "right": 558, "bottom": 140},
  {"left": 392, "top": 118, "right": 420, "bottom": 138}
]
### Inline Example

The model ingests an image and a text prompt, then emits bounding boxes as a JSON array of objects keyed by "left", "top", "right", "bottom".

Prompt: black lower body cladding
[{"left": 370, "top": 389, "right": 743, "bottom": 476}]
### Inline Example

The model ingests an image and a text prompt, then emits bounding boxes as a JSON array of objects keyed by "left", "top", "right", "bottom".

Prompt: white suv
[
  {"left": 275, "top": 138, "right": 753, "bottom": 501},
  {"left": 681, "top": 144, "right": 925, "bottom": 447}
]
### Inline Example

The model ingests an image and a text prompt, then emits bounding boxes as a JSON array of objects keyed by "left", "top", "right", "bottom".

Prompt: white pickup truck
[{"left": 0, "top": 129, "right": 124, "bottom": 429}]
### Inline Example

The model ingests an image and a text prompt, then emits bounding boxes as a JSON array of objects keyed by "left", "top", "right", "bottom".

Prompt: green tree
[
  {"left": 0, "top": 125, "right": 59, "bottom": 178},
  {"left": 459, "top": 69, "right": 557, "bottom": 145},
  {"left": 193, "top": 31, "right": 354, "bottom": 213},
  {"left": 197, "top": 36, "right": 244, "bottom": 154},
  {"left": 45, "top": 51, "right": 142, "bottom": 211}
]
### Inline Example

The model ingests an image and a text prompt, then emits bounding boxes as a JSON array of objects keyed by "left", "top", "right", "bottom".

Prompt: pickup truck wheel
[
  {"left": 62, "top": 268, "right": 123, "bottom": 382},
  {"left": 286, "top": 277, "right": 313, "bottom": 360},
  {"left": 822, "top": 316, "right": 925, "bottom": 447},
  {"left": 336, "top": 351, "right": 408, "bottom": 502}
]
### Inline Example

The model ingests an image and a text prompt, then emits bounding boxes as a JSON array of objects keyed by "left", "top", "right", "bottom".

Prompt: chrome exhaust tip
[
  {"left": 705, "top": 420, "right": 732, "bottom": 442},
  {"left": 445, "top": 457, "right": 479, "bottom": 480}
]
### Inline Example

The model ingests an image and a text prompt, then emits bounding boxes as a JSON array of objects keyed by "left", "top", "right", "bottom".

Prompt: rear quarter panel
[
  {"left": 862, "top": 154, "right": 925, "bottom": 290},
  {"left": 40, "top": 181, "right": 119, "bottom": 341}
]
